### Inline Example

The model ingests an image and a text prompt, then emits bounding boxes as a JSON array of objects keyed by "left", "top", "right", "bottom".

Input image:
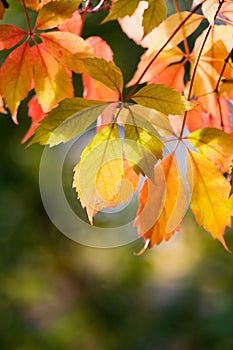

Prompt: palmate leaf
[
  {"left": 0, "top": 24, "right": 26, "bottom": 50},
  {"left": 131, "top": 84, "right": 193, "bottom": 115},
  {"left": 35, "top": 0, "right": 82, "bottom": 30},
  {"left": 187, "top": 128, "right": 233, "bottom": 173},
  {"left": 187, "top": 151, "right": 233, "bottom": 249},
  {"left": 202, "top": 0, "right": 219, "bottom": 25},
  {"left": 135, "top": 154, "right": 186, "bottom": 252},
  {"left": 28, "top": 98, "right": 110, "bottom": 146}
]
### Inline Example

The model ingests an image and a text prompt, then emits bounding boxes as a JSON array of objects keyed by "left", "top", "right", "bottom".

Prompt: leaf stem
[
  {"left": 124, "top": 1, "right": 204, "bottom": 102},
  {"left": 173, "top": 0, "right": 190, "bottom": 57},
  {"left": 79, "top": 0, "right": 91, "bottom": 35},
  {"left": 22, "top": 0, "right": 33, "bottom": 35}
]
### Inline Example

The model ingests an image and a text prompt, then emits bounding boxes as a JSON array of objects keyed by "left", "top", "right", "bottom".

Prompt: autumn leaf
[
  {"left": 73, "top": 124, "right": 124, "bottom": 223},
  {"left": 131, "top": 84, "right": 193, "bottom": 115},
  {"left": 135, "top": 154, "right": 186, "bottom": 250},
  {"left": 58, "top": 10, "right": 82, "bottom": 35},
  {"left": 142, "top": 0, "right": 166, "bottom": 38},
  {"left": 28, "top": 98, "right": 110, "bottom": 146},
  {"left": 102, "top": 0, "right": 141, "bottom": 23},
  {"left": 187, "top": 128, "right": 233, "bottom": 173},
  {"left": 0, "top": 41, "right": 33, "bottom": 123},
  {"left": 187, "top": 150, "right": 233, "bottom": 249},
  {"left": 202, "top": 0, "right": 219, "bottom": 25},
  {"left": 34, "top": 0, "right": 82, "bottom": 30},
  {"left": 0, "top": 24, "right": 26, "bottom": 50}
]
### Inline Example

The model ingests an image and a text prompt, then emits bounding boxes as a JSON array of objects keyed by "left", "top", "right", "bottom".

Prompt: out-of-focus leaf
[
  {"left": 82, "top": 57, "right": 124, "bottom": 95},
  {"left": 131, "top": 84, "right": 193, "bottom": 115},
  {"left": 35, "top": 0, "right": 82, "bottom": 30},
  {"left": 187, "top": 128, "right": 233, "bottom": 173},
  {"left": 135, "top": 154, "right": 186, "bottom": 250},
  {"left": 0, "top": 42, "right": 33, "bottom": 123},
  {"left": 142, "top": 0, "right": 166, "bottom": 37},
  {"left": 202, "top": 0, "right": 219, "bottom": 25},
  {"left": 0, "top": 25, "right": 26, "bottom": 50},
  {"left": 73, "top": 124, "right": 124, "bottom": 223},
  {"left": 187, "top": 150, "right": 233, "bottom": 249},
  {"left": 28, "top": 98, "right": 109, "bottom": 146},
  {"left": 102, "top": 0, "right": 140, "bottom": 23},
  {"left": 58, "top": 10, "right": 82, "bottom": 35}
]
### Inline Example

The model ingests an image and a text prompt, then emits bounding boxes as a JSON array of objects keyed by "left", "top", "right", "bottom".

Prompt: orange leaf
[
  {"left": 0, "top": 24, "right": 26, "bottom": 50},
  {"left": 58, "top": 10, "right": 82, "bottom": 35},
  {"left": 187, "top": 150, "right": 233, "bottom": 249},
  {"left": 135, "top": 154, "right": 186, "bottom": 248},
  {"left": 0, "top": 42, "right": 33, "bottom": 123}
]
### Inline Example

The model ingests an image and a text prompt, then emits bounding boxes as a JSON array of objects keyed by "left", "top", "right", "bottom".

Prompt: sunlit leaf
[
  {"left": 187, "top": 128, "right": 233, "bottom": 173},
  {"left": 102, "top": 0, "right": 141, "bottom": 23},
  {"left": 0, "top": 42, "right": 33, "bottom": 123},
  {"left": 187, "top": 150, "right": 233, "bottom": 249},
  {"left": 82, "top": 57, "right": 124, "bottom": 95},
  {"left": 58, "top": 10, "right": 82, "bottom": 35},
  {"left": 35, "top": 0, "right": 82, "bottom": 30},
  {"left": 0, "top": 24, "right": 26, "bottom": 50},
  {"left": 142, "top": 0, "right": 166, "bottom": 37},
  {"left": 202, "top": 0, "right": 219, "bottom": 25},
  {"left": 28, "top": 98, "right": 109, "bottom": 146},
  {"left": 131, "top": 84, "right": 193, "bottom": 115},
  {"left": 135, "top": 154, "right": 186, "bottom": 249}
]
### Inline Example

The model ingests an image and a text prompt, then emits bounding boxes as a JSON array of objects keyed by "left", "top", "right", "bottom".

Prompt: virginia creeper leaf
[
  {"left": 58, "top": 10, "right": 82, "bottom": 35},
  {"left": 187, "top": 151, "right": 233, "bottom": 249},
  {"left": 102, "top": 0, "right": 141, "bottom": 23},
  {"left": 142, "top": 0, "right": 166, "bottom": 38},
  {"left": 0, "top": 42, "right": 33, "bottom": 123},
  {"left": 229, "top": 161, "right": 233, "bottom": 198},
  {"left": 147, "top": 12, "right": 203, "bottom": 53},
  {"left": 35, "top": 0, "right": 82, "bottom": 30},
  {"left": 32, "top": 43, "right": 73, "bottom": 113},
  {"left": 135, "top": 154, "right": 186, "bottom": 249},
  {"left": 131, "top": 84, "right": 193, "bottom": 115},
  {"left": 73, "top": 124, "right": 124, "bottom": 223},
  {"left": 0, "top": 25, "right": 26, "bottom": 50},
  {"left": 187, "top": 128, "right": 233, "bottom": 173},
  {"left": 202, "top": 0, "right": 219, "bottom": 25},
  {"left": 28, "top": 98, "right": 109, "bottom": 146},
  {"left": 82, "top": 57, "right": 124, "bottom": 95}
]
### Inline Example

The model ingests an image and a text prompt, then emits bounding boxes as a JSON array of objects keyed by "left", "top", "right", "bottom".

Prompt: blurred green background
[{"left": 1, "top": 1, "right": 233, "bottom": 349}]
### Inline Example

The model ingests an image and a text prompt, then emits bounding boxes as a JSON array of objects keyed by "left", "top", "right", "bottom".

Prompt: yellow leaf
[{"left": 187, "top": 151, "right": 233, "bottom": 248}]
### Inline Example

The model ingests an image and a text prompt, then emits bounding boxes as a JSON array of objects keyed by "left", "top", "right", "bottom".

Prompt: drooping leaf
[
  {"left": 0, "top": 25, "right": 26, "bottom": 50},
  {"left": 0, "top": 42, "right": 33, "bottom": 123},
  {"left": 135, "top": 154, "right": 186, "bottom": 249},
  {"left": 82, "top": 57, "right": 124, "bottom": 95},
  {"left": 28, "top": 98, "right": 109, "bottom": 146},
  {"left": 73, "top": 124, "right": 124, "bottom": 223},
  {"left": 35, "top": 0, "right": 82, "bottom": 30},
  {"left": 187, "top": 150, "right": 233, "bottom": 249},
  {"left": 187, "top": 128, "right": 233, "bottom": 173},
  {"left": 82, "top": 37, "right": 119, "bottom": 102},
  {"left": 124, "top": 123, "right": 164, "bottom": 179},
  {"left": 142, "top": 0, "right": 166, "bottom": 38},
  {"left": 147, "top": 12, "right": 203, "bottom": 53},
  {"left": 32, "top": 43, "right": 73, "bottom": 113},
  {"left": 131, "top": 84, "right": 193, "bottom": 115},
  {"left": 102, "top": 0, "right": 141, "bottom": 23}
]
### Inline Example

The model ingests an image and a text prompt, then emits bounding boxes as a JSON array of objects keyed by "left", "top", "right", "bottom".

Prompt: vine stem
[
  {"left": 124, "top": 1, "right": 204, "bottom": 102},
  {"left": 79, "top": 0, "right": 92, "bottom": 35},
  {"left": 173, "top": 0, "right": 190, "bottom": 58},
  {"left": 179, "top": 0, "right": 225, "bottom": 138},
  {"left": 22, "top": 0, "right": 33, "bottom": 35}
]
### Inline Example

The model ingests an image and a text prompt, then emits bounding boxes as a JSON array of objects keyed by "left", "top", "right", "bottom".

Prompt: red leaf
[
  {"left": 0, "top": 24, "right": 26, "bottom": 50},
  {"left": 58, "top": 10, "right": 82, "bottom": 36}
]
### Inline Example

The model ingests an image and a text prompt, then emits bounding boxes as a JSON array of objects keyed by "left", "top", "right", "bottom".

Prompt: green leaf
[
  {"left": 102, "top": 0, "right": 140, "bottom": 23},
  {"left": 142, "top": 0, "right": 167, "bottom": 37},
  {"left": 187, "top": 128, "right": 233, "bottom": 173},
  {"left": 28, "top": 98, "right": 110, "bottom": 147},
  {"left": 82, "top": 57, "right": 124, "bottom": 95},
  {"left": 124, "top": 124, "right": 164, "bottom": 179},
  {"left": 35, "top": 0, "right": 82, "bottom": 30},
  {"left": 131, "top": 84, "right": 193, "bottom": 115}
]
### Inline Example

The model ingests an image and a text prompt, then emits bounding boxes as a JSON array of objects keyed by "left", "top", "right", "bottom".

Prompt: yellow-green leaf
[
  {"left": 131, "top": 84, "right": 193, "bottom": 115},
  {"left": 187, "top": 128, "right": 233, "bottom": 173},
  {"left": 187, "top": 151, "right": 233, "bottom": 248},
  {"left": 35, "top": 0, "right": 82, "bottom": 30},
  {"left": 102, "top": 0, "right": 141, "bottom": 23},
  {"left": 82, "top": 57, "right": 123, "bottom": 95},
  {"left": 28, "top": 98, "right": 109, "bottom": 146},
  {"left": 73, "top": 124, "right": 124, "bottom": 223},
  {"left": 142, "top": 0, "right": 166, "bottom": 37}
]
